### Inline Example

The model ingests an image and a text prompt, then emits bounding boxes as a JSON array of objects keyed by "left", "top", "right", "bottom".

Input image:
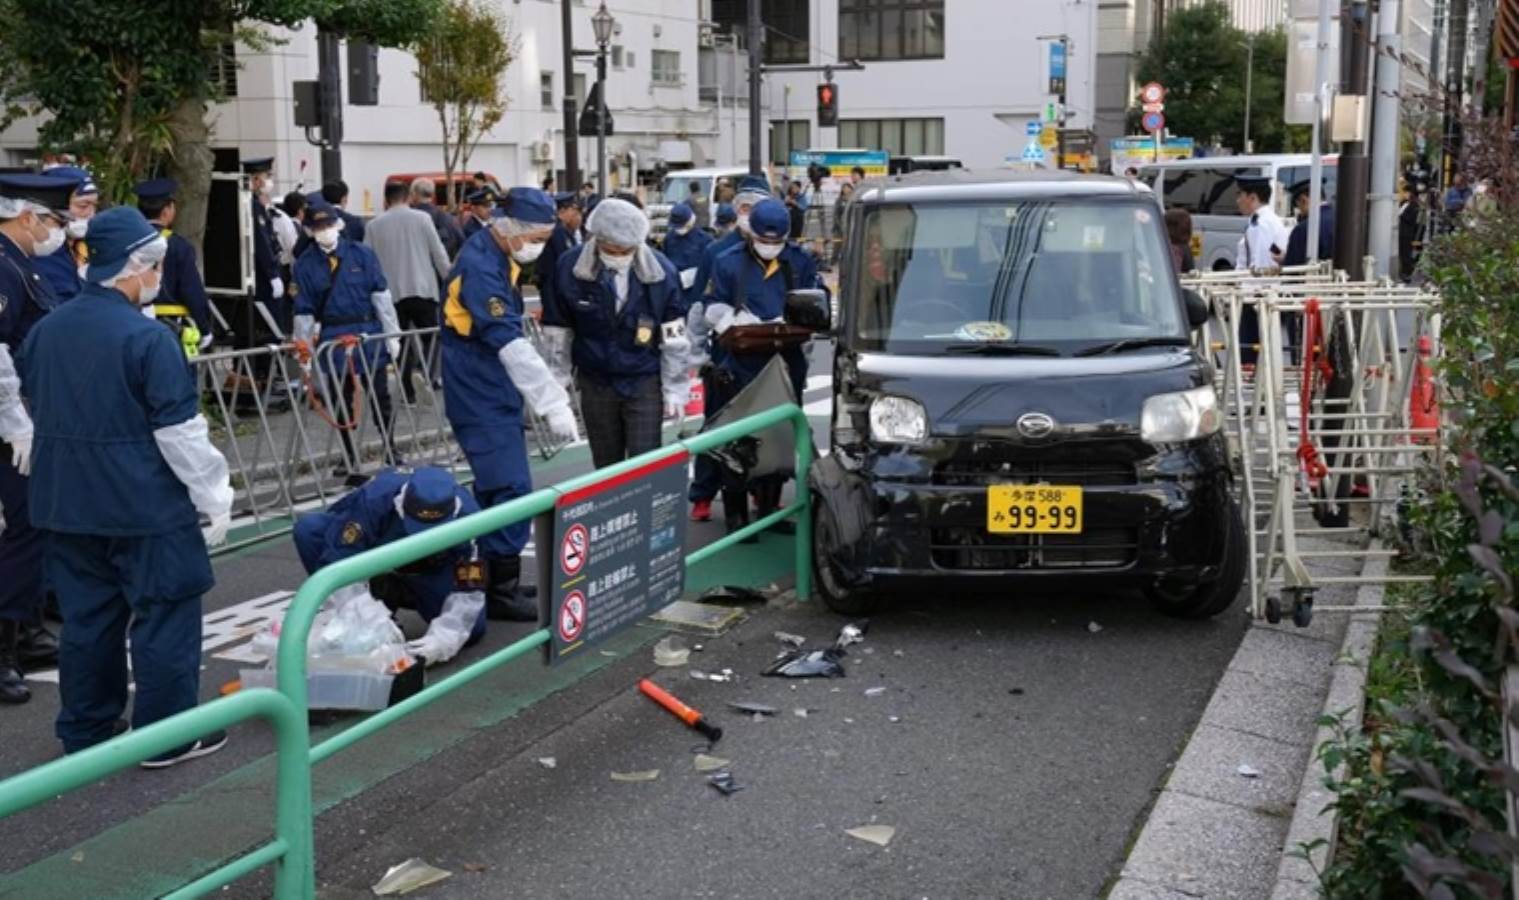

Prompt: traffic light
[{"left": 817, "top": 82, "right": 838, "bottom": 128}]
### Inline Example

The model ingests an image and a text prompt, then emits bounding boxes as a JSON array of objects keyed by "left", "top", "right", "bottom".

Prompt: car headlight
[
  {"left": 1141, "top": 386, "right": 1222, "bottom": 443},
  {"left": 868, "top": 395, "right": 928, "bottom": 445}
]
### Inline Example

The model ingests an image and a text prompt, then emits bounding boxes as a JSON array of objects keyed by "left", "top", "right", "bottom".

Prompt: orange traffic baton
[{"left": 639, "top": 678, "right": 723, "bottom": 742}]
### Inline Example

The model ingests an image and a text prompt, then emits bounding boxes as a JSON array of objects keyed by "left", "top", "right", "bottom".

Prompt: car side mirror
[
  {"left": 785, "top": 288, "right": 833, "bottom": 335},
  {"left": 1183, "top": 288, "right": 1210, "bottom": 329}
]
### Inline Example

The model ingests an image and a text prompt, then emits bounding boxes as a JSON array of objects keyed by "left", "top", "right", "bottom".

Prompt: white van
[
  {"left": 647, "top": 166, "right": 750, "bottom": 238},
  {"left": 1138, "top": 154, "right": 1339, "bottom": 271}
]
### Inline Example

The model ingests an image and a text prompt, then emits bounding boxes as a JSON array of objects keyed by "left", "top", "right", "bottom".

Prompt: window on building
[
  {"left": 838, "top": 117, "right": 944, "bottom": 155},
  {"left": 211, "top": 42, "right": 239, "bottom": 98},
  {"left": 626, "top": 50, "right": 636, "bottom": 69},
  {"left": 540, "top": 72, "right": 555, "bottom": 109},
  {"left": 651, "top": 50, "right": 681, "bottom": 86},
  {"left": 770, "top": 119, "right": 810, "bottom": 165},
  {"left": 839, "top": 0, "right": 944, "bottom": 61},
  {"left": 712, "top": 0, "right": 810, "bottom": 64},
  {"left": 612, "top": 45, "right": 625, "bottom": 68}
]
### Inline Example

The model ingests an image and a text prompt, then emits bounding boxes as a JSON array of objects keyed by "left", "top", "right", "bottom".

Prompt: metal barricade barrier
[
  {"left": 0, "top": 403, "right": 813, "bottom": 899},
  {"left": 1183, "top": 267, "right": 1442, "bottom": 625}
]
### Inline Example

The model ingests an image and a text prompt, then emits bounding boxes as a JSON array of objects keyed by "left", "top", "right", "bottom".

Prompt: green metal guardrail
[{"left": 0, "top": 403, "right": 813, "bottom": 899}]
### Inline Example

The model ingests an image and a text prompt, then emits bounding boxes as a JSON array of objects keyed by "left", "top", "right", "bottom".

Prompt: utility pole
[
  {"left": 1333, "top": 0, "right": 1371, "bottom": 280},
  {"left": 1308, "top": 0, "right": 1333, "bottom": 260},
  {"left": 1367, "top": 0, "right": 1403, "bottom": 278},
  {"left": 1244, "top": 34, "right": 1255, "bottom": 152},
  {"left": 561, "top": 0, "right": 582, "bottom": 192},
  {"left": 748, "top": 0, "right": 764, "bottom": 175},
  {"left": 316, "top": 28, "right": 343, "bottom": 181}
]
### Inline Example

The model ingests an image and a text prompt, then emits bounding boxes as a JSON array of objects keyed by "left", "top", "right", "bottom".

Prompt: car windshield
[
  {"left": 658, "top": 176, "right": 712, "bottom": 206},
  {"left": 849, "top": 200, "right": 1186, "bottom": 354}
]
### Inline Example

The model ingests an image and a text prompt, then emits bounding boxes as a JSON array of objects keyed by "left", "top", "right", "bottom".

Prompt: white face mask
[
  {"left": 753, "top": 241, "right": 784, "bottom": 261},
  {"left": 66, "top": 218, "right": 90, "bottom": 240},
  {"left": 676, "top": 222, "right": 694, "bottom": 236},
  {"left": 137, "top": 270, "right": 162, "bottom": 305},
  {"left": 511, "top": 241, "right": 546, "bottom": 264},
  {"left": 736, "top": 214, "right": 751, "bottom": 234},
  {"left": 600, "top": 251, "right": 633, "bottom": 273},
  {"left": 31, "top": 219, "right": 66, "bottom": 257},
  {"left": 314, "top": 227, "right": 340, "bottom": 251}
]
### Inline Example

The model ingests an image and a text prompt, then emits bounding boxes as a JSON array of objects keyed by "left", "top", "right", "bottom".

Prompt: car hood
[{"left": 850, "top": 349, "right": 1208, "bottom": 438}]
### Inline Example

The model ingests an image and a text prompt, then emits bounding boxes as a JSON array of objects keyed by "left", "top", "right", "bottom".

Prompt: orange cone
[{"left": 1409, "top": 335, "right": 1438, "bottom": 443}]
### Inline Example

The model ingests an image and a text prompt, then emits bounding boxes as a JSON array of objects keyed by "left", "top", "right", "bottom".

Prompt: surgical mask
[
  {"left": 753, "top": 241, "right": 784, "bottom": 261},
  {"left": 31, "top": 220, "right": 65, "bottom": 257},
  {"left": 314, "top": 228, "right": 340, "bottom": 251},
  {"left": 257, "top": 180, "right": 273, "bottom": 199},
  {"left": 600, "top": 252, "right": 633, "bottom": 273},
  {"left": 66, "top": 218, "right": 90, "bottom": 240},
  {"left": 511, "top": 241, "right": 545, "bottom": 264},
  {"left": 137, "top": 269, "right": 162, "bottom": 305},
  {"left": 676, "top": 222, "right": 694, "bottom": 236},
  {"left": 736, "top": 214, "right": 751, "bottom": 234}
]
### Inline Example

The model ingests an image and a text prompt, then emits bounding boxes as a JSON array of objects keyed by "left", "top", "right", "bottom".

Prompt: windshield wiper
[
  {"left": 944, "top": 343, "right": 1061, "bottom": 356},
  {"left": 1074, "top": 336, "right": 1190, "bottom": 357}
]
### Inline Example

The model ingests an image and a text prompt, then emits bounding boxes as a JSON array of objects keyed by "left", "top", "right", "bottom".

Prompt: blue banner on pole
[{"left": 1048, "top": 41, "right": 1067, "bottom": 95}]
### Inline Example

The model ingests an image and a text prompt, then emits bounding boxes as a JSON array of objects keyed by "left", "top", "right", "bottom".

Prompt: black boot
[
  {"left": 754, "top": 483, "right": 796, "bottom": 535},
  {"left": 0, "top": 620, "right": 32, "bottom": 705},
  {"left": 722, "top": 490, "right": 757, "bottom": 544},
  {"left": 18, "top": 621, "right": 58, "bottom": 668},
  {"left": 486, "top": 557, "right": 539, "bottom": 622}
]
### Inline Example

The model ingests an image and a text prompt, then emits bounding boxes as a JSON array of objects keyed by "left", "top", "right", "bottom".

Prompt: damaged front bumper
[{"left": 810, "top": 435, "right": 1234, "bottom": 593}]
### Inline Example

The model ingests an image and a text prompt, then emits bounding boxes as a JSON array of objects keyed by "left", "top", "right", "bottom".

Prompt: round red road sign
[
  {"left": 558, "top": 591, "right": 586, "bottom": 643},
  {"left": 1140, "top": 82, "right": 1165, "bottom": 104},
  {"left": 560, "top": 523, "right": 589, "bottom": 577}
]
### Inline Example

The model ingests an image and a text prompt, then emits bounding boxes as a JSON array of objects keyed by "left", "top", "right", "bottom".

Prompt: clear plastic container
[{"left": 240, "top": 668, "right": 395, "bottom": 711}]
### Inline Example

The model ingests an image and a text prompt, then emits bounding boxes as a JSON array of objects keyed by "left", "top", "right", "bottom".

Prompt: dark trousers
[
  {"left": 0, "top": 447, "right": 43, "bottom": 623},
  {"left": 1239, "top": 309, "right": 1302, "bottom": 367},
  {"left": 328, "top": 346, "right": 397, "bottom": 467},
  {"left": 396, "top": 297, "right": 440, "bottom": 401},
  {"left": 577, "top": 373, "right": 663, "bottom": 471},
  {"left": 46, "top": 524, "right": 212, "bottom": 752}
]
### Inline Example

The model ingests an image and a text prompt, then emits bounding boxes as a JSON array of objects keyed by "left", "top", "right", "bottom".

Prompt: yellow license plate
[{"left": 987, "top": 485, "right": 1083, "bottom": 534}]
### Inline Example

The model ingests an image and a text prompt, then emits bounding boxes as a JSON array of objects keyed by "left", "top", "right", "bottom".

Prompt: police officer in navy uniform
[
  {"left": 441, "top": 187, "right": 579, "bottom": 621},
  {"left": 704, "top": 197, "right": 823, "bottom": 537},
  {"left": 685, "top": 176, "right": 770, "bottom": 523},
  {"left": 32, "top": 165, "right": 98, "bottom": 302},
  {"left": 293, "top": 466, "right": 488, "bottom": 665},
  {"left": 535, "top": 192, "right": 584, "bottom": 312},
  {"left": 541, "top": 197, "right": 689, "bottom": 469},
  {"left": 461, "top": 187, "right": 497, "bottom": 241},
  {"left": 0, "top": 173, "right": 79, "bottom": 704},
  {"left": 135, "top": 178, "right": 213, "bottom": 357},
  {"left": 244, "top": 157, "right": 285, "bottom": 333},
  {"left": 661, "top": 202, "right": 714, "bottom": 292},
  {"left": 21, "top": 207, "right": 233, "bottom": 762},
  {"left": 292, "top": 200, "right": 403, "bottom": 473}
]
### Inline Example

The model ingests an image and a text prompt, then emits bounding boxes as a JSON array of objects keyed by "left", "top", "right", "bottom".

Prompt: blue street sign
[
  {"left": 1025, "top": 120, "right": 1043, "bottom": 137},
  {"left": 1048, "top": 41, "right": 1067, "bottom": 95},
  {"left": 1141, "top": 110, "right": 1165, "bottom": 133},
  {"left": 1022, "top": 141, "right": 1046, "bottom": 163}
]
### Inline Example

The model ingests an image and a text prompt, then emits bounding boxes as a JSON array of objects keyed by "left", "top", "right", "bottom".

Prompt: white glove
[
  {"left": 679, "top": 268, "right": 697, "bottom": 289},
  {"left": 663, "top": 401, "right": 683, "bottom": 420},
  {"left": 734, "top": 309, "right": 763, "bottom": 327},
  {"left": 8, "top": 435, "right": 31, "bottom": 477},
  {"left": 545, "top": 405, "right": 580, "bottom": 443},
  {"left": 405, "top": 633, "right": 448, "bottom": 667},
  {"left": 270, "top": 277, "right": 284, "bottom": 299},
  {"left": 387, "top": 338, "right": 402, "bottom": 362},
  {"left": 293, "top": 314, "right": 318, "bottom": 346},
  {"left": 705, "top": 303, "right": 735, "bottom": 335},
  {"left": 203, "top": 510, "right": 231, "bottom": 547},
  {"left": 199, "top": 333, "right": 214, "bottom": 351}
]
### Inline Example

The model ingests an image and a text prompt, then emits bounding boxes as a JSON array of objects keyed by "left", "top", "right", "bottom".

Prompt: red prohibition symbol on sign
[
  {"left": 558, "top": 591, "right": 586, "bottom": 643},
  {"left": 560, "top": 523, "right": 589, "bottom": 577}
]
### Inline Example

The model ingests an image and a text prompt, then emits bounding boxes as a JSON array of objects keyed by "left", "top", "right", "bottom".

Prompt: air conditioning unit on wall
[{"left": 533, "top": 141, "right": 555, "bottom": 162}]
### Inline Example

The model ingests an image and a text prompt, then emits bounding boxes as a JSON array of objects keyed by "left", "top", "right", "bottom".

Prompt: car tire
[
  {"left": 813, "top": 505, "right": 879, "bottom": 616},
  {"left": 1147, "top": 498, "right": 1246, "bottom": 620}
]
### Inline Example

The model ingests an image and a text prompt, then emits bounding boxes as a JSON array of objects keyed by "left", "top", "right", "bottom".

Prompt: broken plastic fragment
[
  {"left": 694, "top": 753, "right": 730, "bottom": 772},
  {"left": 845, "top": 825, "right": 896, "bottom": 847},
  {"left": 763, "top": 647, "right": 847, "bottom": 678},
  {"left": 774, "top": 630, "right": 807, "bottom": 648},
  {"left": 653, "top": 636, "right": 690, "bottom": 667},
  {"left": 690, "top": 670, "right": 710, "bottom": 680},
  {"left": 1087, "top": 621, "right": 1103, "bottom": 634},
  {"left": 864, "top": 686, "right": 887, "bottom": 697},
  {"left": 372, "top": 858, "right": 453, "bottom": 895},
  {"left": 462, "top": 862, "right": 487, "bottom": 874},
  {"left": 727, "top": 700, "right": 778, "bottom": 716},
  {"left": 793, "top": 708, "right": 809, "bottom": 718},
  {"left": 707, "top": 771, "right": 745, "bottom": 796},
  {"left": 833, "top": 621, "right": 869, "bottom": 650},
  {"left": 1236, "top": 763, "right": 1261, "bottom": 779},
  {"left": 888, "top": 715, "right": 902, "bottom": 723},
  {"left": 537, "top": 757, "right": 557, "bottom": 769},
  {"left": 610, "top": 769, "right": 662, "bottom": 782}
]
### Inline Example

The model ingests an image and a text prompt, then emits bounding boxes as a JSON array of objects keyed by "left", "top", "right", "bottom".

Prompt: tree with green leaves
[
  {"left": 0, "top": 0, "right": 441, "bottom": 253},
  {"left": 414, "top": 0, "right": 516, "bottom": 208},
  {"left": 1130, "top": 1, "right": 1305, "bottom": 154}
]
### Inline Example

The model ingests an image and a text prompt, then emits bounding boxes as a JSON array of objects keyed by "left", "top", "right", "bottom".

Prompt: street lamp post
[
  {"left": 1243, "top": 34, "right": 1255, "bottom": 154},
  {"left": 592, "top": 2, "right": 615, "bottom": 195}
]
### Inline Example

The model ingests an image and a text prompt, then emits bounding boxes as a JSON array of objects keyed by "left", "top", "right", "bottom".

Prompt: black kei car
[{"left": 809, "top": 170, "right": 1244, "bottom": 618}]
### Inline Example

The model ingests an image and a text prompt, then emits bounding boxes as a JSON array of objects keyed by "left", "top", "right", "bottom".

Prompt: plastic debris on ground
[
  {"left": 707, "top": 771, "right": 745, "bottom": 796},
  {"left": 1236, "top": 763, "right": 1261, "bottom": 779},
  {"left": 461, "top": 863, "right": 487, "bottom": 874},
  {"left": 1087, "top": 621, "right": 1103, "bottom": 634},
  {"left": 693, "top": 753, "right": 730, "bottom": 772},
  {"left": 653, "top": 636, "right": 690, "bottom": 667},
  {"left": 834, "top": 621, "right": 868, "bottom": 650},
  {"left": 536, "top": 757, "right": 557, "bottom": 769},
  {"left": 793, "top": 708, "right": 810, "bottom": 718},
  {"left": 763, "top": 647, "right": 847, "bottom": 679},
  {"left": 610, "top": 769, "right": 661, "bottom": 782},
  {"left": 864, "top": 686, "right": 887, "bottom": 697},
  {"left": 773, "top": 631, "right": 807, "bottom": 648},
  {"left": 650, "top": 599, "right": 745, "bottom": 634},
  {"left": 845, "top": 825, "right": 896, "bottom": 847},
  {"left": 371, "top": 858, "right": 452, "bottom": 895},
  {"left": 726, "top": 700, "right": 778, "bottom": 716},
  {"left": 692, "top": 669, "right": 735, "bottom": 683},
  {"left": 888, "top": 715, "right": 902, "bottom": 723}
]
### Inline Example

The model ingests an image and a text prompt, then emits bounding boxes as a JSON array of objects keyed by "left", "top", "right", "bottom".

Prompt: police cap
[{"left": 400, "top": 467, "right": 463, "bottom": 535}]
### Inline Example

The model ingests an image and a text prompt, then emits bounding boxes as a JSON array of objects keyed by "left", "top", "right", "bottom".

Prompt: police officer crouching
[
  {"left": 21, "top": 207, "right": 234, "bottom": 762},
  {"left": 294, "top": 467, "right": 487, "bottom": 666},
  {"left": 541, "top": 197, "right": 689, "bottom": 469},
  {"left": 135, "top": 179, "right": 213, "bottom": 358},
  {"left": 704, "top": 197, "right": 825, "bottom": 538},
  {"left": 293, "top": 199, "right": 404, "bottom": 474}
]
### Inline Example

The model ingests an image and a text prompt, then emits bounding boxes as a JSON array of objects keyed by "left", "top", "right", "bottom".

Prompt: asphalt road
[{"left": 0, "top": 339, "right": 1251, "bottom": 899}]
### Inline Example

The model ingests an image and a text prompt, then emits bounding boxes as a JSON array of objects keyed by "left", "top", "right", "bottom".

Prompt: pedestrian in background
[
  {"left": 321, "top": 180, "right": 366, "bottom": 243},
  {"left": 537, "top": 193, "right": 585, "bottom": 313},
  {"left": 22, "top": 207, "right": 233, "bottom": 763},
  {"left": 366, "top": 180, "right": 452, "bottom": 400},
  {"left": 274, "top": 191, "right": 306, "bottom": 272},
  {"left": 1232, "top": 177, "right": 1288, "bottom": 365},
  {"left": 410, "top": 178, "right": 463, "bottom": 260},
  {"left": 1163, "top": 208, "right": 1194, "bottom": 274},
  {"left": 688, "top": 180, "right": 711, "bottom": 230},
  {"left": 135, "top": 179, "right": 213, "bottom": 356}
]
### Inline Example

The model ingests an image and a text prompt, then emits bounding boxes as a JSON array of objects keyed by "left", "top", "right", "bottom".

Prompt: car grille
[
  {"left": 932, "top": 458, "right": 1136, "bottom": 488},
  {"left": 929, "top": 527, "right": 1140, "bottom": 571}
]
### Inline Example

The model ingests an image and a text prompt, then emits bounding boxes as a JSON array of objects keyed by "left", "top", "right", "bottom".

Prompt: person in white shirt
[{"left": 1232, "top": 178, "right": 1290, "bottom": 364}]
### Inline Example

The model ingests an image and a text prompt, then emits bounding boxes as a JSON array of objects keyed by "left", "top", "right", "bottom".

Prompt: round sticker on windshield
[
  {"left": 954, "top": 321, "right": 1013, "bottom": 342},
  {"left": 1135, "top": 208, "right": 1153, "bottom": 224}
]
